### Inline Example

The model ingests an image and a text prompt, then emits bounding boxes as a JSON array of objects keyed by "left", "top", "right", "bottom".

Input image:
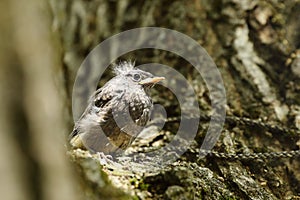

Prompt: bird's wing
[{"left": 69, "top": 87, "right": 111, "bottom": 139}]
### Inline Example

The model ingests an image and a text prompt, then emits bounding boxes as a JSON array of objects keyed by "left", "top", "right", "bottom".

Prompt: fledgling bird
[{"left": 70, "top": 62, "right": 164, "bottom": 154}]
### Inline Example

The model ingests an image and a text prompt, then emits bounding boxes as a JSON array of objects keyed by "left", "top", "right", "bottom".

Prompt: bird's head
[{"left": 113, "top": 61, "right": 164, "bottom": 90}]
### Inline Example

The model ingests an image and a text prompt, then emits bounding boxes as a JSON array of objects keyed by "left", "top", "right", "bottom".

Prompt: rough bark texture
[{"left": 1, "top": 0, "right": 300, "bottom": 200}]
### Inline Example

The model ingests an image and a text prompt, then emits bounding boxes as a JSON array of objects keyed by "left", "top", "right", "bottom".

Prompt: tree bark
[
  {"left": 1, "top": 0, "right": 299, "bottom": 199},
  {"left": 0, "top": 0, "right": 80, "bottom": 199}
]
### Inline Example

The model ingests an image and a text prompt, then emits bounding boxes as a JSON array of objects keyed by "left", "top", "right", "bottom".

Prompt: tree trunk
[{"left": 1, "top": 0, "right": 299, "bottom": 199}]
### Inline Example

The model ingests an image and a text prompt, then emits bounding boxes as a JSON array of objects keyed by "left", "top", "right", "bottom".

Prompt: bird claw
[
  {"left": 97, "top": 152, "right": 124, "bottom": 169},
  {"left": 97, "top": 152, "right": 114, "bottom": 165}
]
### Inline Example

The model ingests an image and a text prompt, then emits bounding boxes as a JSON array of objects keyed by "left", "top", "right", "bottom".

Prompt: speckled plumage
[{"left": 70, "top": 62, "right": 164, "bottom": 154}]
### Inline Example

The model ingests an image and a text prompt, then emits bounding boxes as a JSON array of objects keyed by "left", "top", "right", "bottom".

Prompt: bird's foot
[{"left": 97, "top": 152, "right": 123, "bottom": 169}]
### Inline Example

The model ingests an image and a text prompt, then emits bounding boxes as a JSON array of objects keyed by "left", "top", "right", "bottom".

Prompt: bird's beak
[{"left": 139, "top": 76, "right": 165, "bottom": 85}]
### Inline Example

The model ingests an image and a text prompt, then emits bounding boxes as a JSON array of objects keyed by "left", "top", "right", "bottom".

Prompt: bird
[{"left": 69, "top": 61, "right": 165, "bottom": 154}]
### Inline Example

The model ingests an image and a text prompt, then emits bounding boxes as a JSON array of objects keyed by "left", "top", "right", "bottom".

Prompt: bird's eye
[{"left": 133, "top": 73, "right": 141, "bottom": 81}]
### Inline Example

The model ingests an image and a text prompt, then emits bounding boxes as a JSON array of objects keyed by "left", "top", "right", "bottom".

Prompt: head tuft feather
[{"left": 112, "top": 60, "right": 135, "bottom": 75}]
